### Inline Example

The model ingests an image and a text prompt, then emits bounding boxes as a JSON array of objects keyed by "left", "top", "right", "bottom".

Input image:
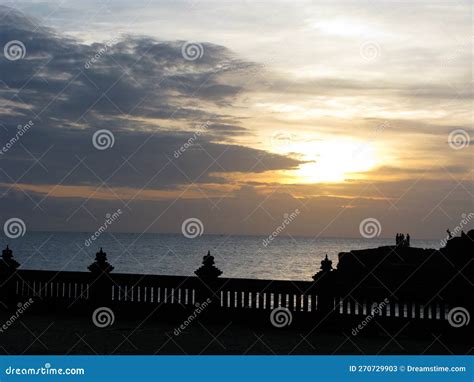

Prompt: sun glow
[{"left": 289, "top": 139, "right": 378, "bottom": 183}]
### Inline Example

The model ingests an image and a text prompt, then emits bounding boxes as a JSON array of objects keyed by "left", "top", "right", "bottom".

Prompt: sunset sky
[{"left": 0, "top": 1, "right": 472, "bottom": 239}]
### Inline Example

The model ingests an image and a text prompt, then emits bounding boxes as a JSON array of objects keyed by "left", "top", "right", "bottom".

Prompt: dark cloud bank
[{"left": 0, "top": 6, "right": 300, "bottom": 191}]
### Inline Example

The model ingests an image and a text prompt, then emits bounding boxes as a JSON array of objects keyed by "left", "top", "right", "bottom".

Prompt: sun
[{"left": 290, "top": 139, "right": 378, "bottom": 183}]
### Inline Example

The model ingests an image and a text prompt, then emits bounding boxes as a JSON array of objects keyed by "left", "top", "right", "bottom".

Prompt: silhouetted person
[
  {"left": 396, "top": 233, "right": 403, "bottom": 246},
  {"left": 406, "top": 233, "right": 410, "bottom": 247},
  {"left": 446, "top": 229, "right": 452, "bottom": 238}
]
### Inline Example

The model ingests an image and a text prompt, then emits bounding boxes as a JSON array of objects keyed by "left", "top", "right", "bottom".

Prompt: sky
[{"left": 0, "top": 0, "right": 472, "bottom": 239}]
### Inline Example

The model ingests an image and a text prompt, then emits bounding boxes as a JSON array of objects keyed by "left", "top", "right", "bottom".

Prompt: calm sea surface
[{"left": 4, "top": 232, "right": 440, "bottom": 281}]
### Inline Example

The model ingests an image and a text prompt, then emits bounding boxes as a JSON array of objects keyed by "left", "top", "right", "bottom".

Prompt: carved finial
[
  {"left": 1, "top": 245, "right": 19, "bottom": 271},
  {"left": 195, "top": 250, "right": 222, "bottom": 280},
  {"left": 3, "top": 245, "right": 12, "bottom": 257},
  {"left": 88, "top": 247, "right": 114, "bottom": 274},
  {"left": 312, "top": 254, "right": 333, "bottom": 281},
  {"left": 320, "top": 254, "right": 333, "bottom": 272}
]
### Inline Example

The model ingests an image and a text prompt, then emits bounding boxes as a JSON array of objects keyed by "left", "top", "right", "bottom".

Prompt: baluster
[
  {"left": 288, "top": 294, "right": 295, "bottom": 312},
  {"left": 238, "top": 291, "right": 245, "bottom": 308},
  {"left": 411, "top": 302, "right": 417, "bottom": 319},
  {"left": 257, "top": 292, "right": 263, "bottom": 309},
  {"left": 302, "top": 294, "right": 309, "bottom": 312},
  {"left": 295, "top": 294, "right": 302, "bottom": 312},
  {"left": 444, "top": 304, "right": 449, "bottom": 319},
  {"left": 248, "top": 292, "right": 254, "bottom": 308}
]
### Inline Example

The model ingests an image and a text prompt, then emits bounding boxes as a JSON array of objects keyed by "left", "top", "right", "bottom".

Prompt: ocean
[{"left": 3, "top": 232, "right": 440, "bottom": 281}]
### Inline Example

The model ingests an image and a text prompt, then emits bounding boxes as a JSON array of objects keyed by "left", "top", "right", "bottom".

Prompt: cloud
[
  {"left": 1, "top": 176, "right": 472, "bottom": 240},
  {"left": 0, "top": 7, "right": 301, "bottom": 193},
  {"left": 0, "top": 4, "right": 471, "bottom": 240}
]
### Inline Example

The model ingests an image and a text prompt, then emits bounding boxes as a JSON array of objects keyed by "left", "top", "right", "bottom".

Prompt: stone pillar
[
  {"left": 0, "top": 245, "right": 20, "bottom": 308},
  {"left": 312, "top": 254, "right": 336, "bottom": 315},
  {"left": 88, "top": 248, "right": 114, "bottom": 307},
  {"left": 194, "top": 250, "right": 222, "bottom": 305}
]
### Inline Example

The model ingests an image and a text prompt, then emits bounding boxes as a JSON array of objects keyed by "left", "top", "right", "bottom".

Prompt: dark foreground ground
[{"left": 0, "top": 312, "right": 471, "bottom": 355}]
